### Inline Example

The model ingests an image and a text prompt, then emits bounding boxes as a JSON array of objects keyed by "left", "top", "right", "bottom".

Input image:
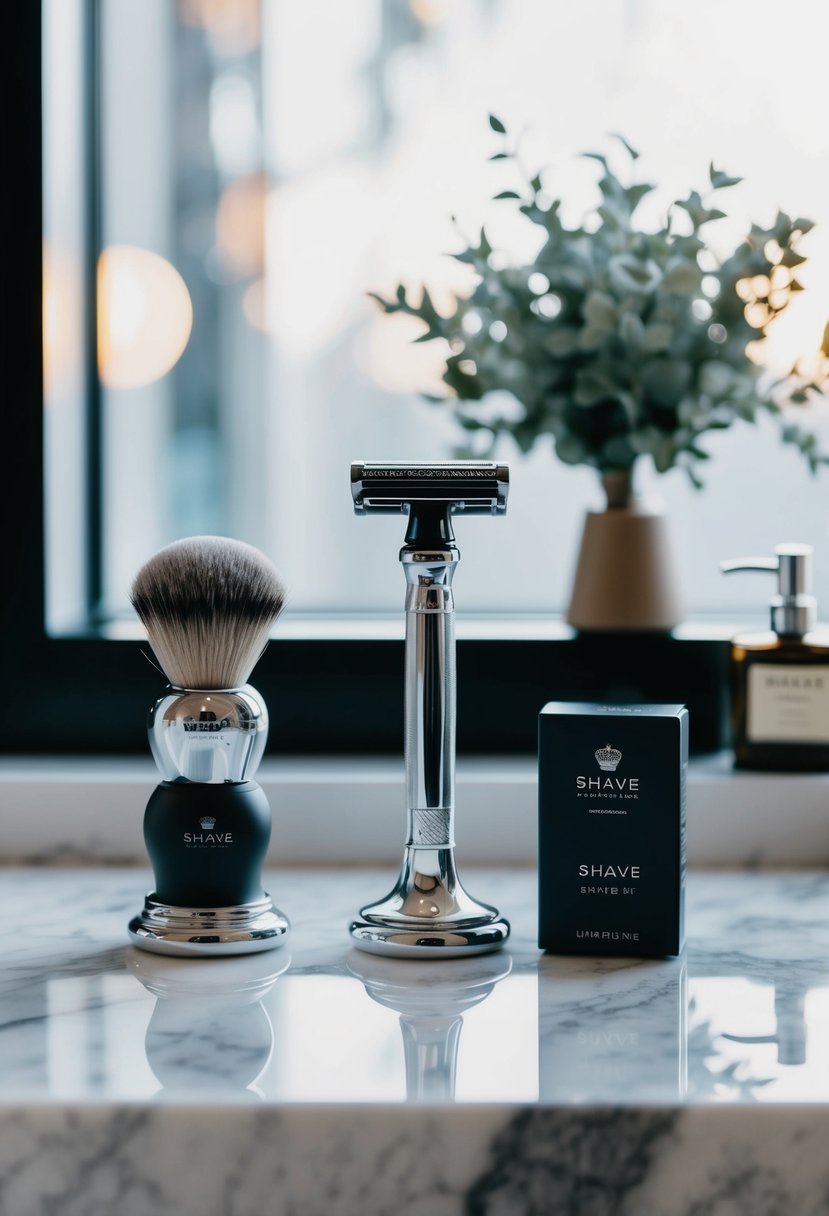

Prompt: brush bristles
[{"left": 131, "top": 536, "right": 287, "bottom": 689}]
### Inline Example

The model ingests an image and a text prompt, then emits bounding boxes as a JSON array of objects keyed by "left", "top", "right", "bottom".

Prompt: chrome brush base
[
  {"left": 350, "top": 847, "right": 510, "bottom": 958},
  {"left": 129, "top": 893, "right": 289, "bottom": 957}
]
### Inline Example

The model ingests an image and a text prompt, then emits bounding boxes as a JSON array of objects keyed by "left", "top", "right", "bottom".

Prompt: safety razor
[{"left": 349, "top": 461, "right": 511, "bottom": 957}]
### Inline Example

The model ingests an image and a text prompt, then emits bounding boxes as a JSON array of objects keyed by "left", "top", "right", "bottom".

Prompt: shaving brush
[{"left": 128, "top": 536, "right": 290, "bottom": 957}]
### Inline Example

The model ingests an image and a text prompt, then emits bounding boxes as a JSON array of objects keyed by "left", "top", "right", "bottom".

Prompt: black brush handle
[{"left": 144, "top": 781, "right": 271, "bottom": 907}]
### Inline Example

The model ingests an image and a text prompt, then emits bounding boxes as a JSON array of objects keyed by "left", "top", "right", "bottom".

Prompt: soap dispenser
[{"left": 721, "top": 543, "right": 829, "bottom": 771}]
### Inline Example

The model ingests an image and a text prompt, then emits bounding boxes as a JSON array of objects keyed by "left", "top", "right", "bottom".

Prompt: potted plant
[{"left": 371, "top": 120, "right": 828, "bottom": 630}]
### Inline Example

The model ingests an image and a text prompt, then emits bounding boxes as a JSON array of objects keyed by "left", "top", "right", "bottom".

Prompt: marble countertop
[{"left": 3, "top": 867, "right": 829, "bottom": 1216}]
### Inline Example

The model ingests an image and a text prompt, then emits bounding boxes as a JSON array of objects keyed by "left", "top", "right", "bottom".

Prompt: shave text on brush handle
[{"left": 144, "top": 686, "right": 271, "bottom": 907}]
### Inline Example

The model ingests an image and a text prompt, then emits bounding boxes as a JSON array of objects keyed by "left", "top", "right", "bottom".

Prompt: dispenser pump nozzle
[{"left": 720, "top": 543, "right": 817, "bottom": 636}]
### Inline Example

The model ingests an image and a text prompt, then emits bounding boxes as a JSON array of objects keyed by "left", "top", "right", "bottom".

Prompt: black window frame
[{"left": 2, "top": 3, "right": 729, "bottom": 757}]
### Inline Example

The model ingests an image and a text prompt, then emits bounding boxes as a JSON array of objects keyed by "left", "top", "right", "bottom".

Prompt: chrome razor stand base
[
  {"left": 129, "top": 893, "right": 289, "bottom": 957},
  {"left": 350, "top": 846, "right": 510, "bottom": 958}
]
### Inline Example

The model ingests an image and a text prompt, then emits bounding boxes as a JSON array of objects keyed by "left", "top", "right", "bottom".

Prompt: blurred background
[{"left": 43, "top": 0, "right": 829, "bottom": 634}]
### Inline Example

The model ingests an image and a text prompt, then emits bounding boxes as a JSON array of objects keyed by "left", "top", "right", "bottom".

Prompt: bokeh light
[
  {"left": 97, "top": 245, "right": 193, "bottom": 390},
  {"left": 178, "top": 0, "right": 260, "bottom": 55},
  {"left": 42, "top": 242, "right": 81, "bottom": 402},
  {"left": 216, "top": 172, "right": 267, "bottom": 278}
]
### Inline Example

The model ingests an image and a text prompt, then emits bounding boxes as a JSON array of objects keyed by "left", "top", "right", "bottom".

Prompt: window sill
[
  {"left": 1, "top": 753, "right": 826, "bottom": 867},
  {"left": 62, "top": 611, "right": 756, "bottom": 643}
]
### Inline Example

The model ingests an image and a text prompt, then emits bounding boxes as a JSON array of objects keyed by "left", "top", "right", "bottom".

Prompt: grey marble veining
[{"left": 2, "top": 868, "right": 829, "bottom": 1215}]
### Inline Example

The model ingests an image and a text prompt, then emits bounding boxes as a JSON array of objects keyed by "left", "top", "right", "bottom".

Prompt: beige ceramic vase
[{"left": 566, "top": 470, "right": 684, "bottom": 632}]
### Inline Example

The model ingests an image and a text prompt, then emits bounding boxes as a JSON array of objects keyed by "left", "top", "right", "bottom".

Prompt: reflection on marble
[
  {"left": 348, "top": 951, "right": 513, "bottom": 1102},
  {"left": 539, "top": 955, "right": 688, "bottom": 1103},
  {"left": 127, "top": 949, "right": 290, "bottom": 1100},
  {"left": 2, "top": 869, "right": 829, "bottom": 1214}
]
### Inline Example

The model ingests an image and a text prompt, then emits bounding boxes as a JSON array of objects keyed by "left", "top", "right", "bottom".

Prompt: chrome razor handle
[
  {"left": 349, "top": 461, "right": 511, "bottom": 958},
  {"left": 403, "top": 545, "right": 458, "bottom": 852},
  {"left": 128, "top": 683, "right": 289, "bottom": 957}
]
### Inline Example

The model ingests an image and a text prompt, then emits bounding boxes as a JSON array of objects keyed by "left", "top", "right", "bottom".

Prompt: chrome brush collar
[{"left": 129, "top": 894, "right": 289, "bottom": 958}]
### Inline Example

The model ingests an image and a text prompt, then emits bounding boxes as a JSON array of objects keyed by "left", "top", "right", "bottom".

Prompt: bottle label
[{"left": 747, "top": 664, "right": 829, "bottom": 744}]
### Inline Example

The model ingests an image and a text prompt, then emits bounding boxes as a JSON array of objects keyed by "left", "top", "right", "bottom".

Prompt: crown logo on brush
[
  {"left": 200, "top": 816, "right": 217, "bottom": 830},
  {"left": 595, "top": 744, "right": 622, "bottom": 772}
]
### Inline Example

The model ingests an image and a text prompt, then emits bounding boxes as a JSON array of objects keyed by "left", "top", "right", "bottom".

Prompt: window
[
  {"left": 43, "top": 0, "right": 829, "bottom": 634},
  {"left": 7, "top": 2, "right": 828, "bottom": 752}
]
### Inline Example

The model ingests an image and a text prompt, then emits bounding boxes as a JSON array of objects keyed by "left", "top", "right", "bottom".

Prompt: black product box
[{"left": 538, "top": 702, "right": 687, "bottom": 957}]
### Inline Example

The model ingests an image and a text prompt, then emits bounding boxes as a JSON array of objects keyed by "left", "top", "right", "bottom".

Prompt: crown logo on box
[
  {"left": 595, "top": 744, "right": 622, "bottom": 772},
  {"left": 199, "top": 816, "right": 217, "bottom": 830}
]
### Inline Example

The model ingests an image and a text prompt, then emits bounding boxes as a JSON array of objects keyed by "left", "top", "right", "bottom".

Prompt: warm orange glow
[
  {"left": 242, "top": 277, "right": 267, "bottom": 332},
  {"left": 216, "top": 173, "right": 266, "bottom": 277},
  {"left": 97, "top": 246, "right": 193, "bottom": 390},
  {"left": 42, "top": 242, "right": 81, "bottom": 402},
  {"left": 357, "top": 311, "right": 450, "bottom": 395},
  {"left": 178, "top": 0, "right": 260, "bottom": 54},
  {"left": 410, "top": 0, "right": 452, "bottom": 23}
]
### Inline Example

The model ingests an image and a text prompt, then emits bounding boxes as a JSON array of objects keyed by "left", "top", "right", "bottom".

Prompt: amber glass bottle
[{"left": 722, "top": 545, "right": 829, "bottom": 772}]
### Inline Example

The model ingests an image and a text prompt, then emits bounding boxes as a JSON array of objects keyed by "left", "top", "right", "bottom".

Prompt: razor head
[{"left": 351, "top": 461, "right": 509, "bottom": 516}]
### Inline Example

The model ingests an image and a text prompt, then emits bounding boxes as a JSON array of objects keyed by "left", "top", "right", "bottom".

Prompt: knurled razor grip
[{"left": 349, "top": 461, "right": 510, "bottom": 957}]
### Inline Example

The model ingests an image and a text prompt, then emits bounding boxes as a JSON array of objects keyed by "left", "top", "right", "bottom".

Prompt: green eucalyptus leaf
[
  {"left": 641, "top": 358, "right": 691, "bottom": 406},
  {"left": 367, "top": 290, "right": 396, "bottom": 313},
  {"left": 583, "top": 290, "right": 617, "bottom": 328},
  {"left": 640, "top": 321, "right": 673, "bottom": 353},
  {"left": 488, "top": 114, "right": 507, "bottom": 134},
  {"left": 625, "top": 182, "right": 655, "bottom": 212},
  {"left": 611, "top": 390, "right": 637, "bottom": 424},
  {"left": 780, "top": 248, "right": 807, "bottom": 269},
  {"left": 597, "top": 202, "right": 624, "bottom": 229},
  {"left": 774, "top": 211, "right": 793, "bottom": 244},
  {"left": 709, "top": 164, "right": 743, "bottom": 189},
  {"left": 618, "top": 311, "right": 645, "bottom": 348},
  {"left": 662, "top": 258, "right": 703, "bottom": 292},
  {"left": 608, "top": 254, "right": 662, "bottom": 294},
  {"left": 676, "top": 190, "right": 703, "bottom": 218},
  {"left": 547, "top": 327, "right": 581, "bottom": 357},
  {"left": 609, "top": 133, "right": 640, "bottom": 160},
  {"left": 418, "top": 287, "right": 440, "bottom": 323},
  {"left": 494, "top": 190, "right": 521, "bottom": 200},
  {"left": 652, "top": 434, "right": 678, "bottom": 473},
  {"left": 574, "top": 368, "right": 616, "bottom": 406},
  {"left": 602, "top": 436, "right": 637, "bottom": 466},
  {"left": 579, "top": 324, "right": 612, "bottom": 351},
  {"left": 699, "top": 361, "right": 735, "bottom": 395},
  {"left": 555, "top": 434, "right": 590, "bottom": 464}
]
